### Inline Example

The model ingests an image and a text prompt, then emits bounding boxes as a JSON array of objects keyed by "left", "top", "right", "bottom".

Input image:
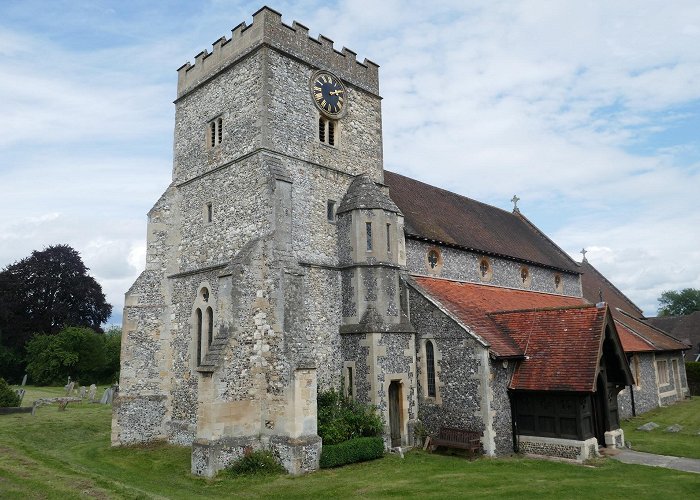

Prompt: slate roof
[
  {"left": 337, "top": 174, "right": 401, "bottom": 214},
  {"left": 384, "top": 170, "right": 579, "bottom": 273},
  {"left": 489, "top": 305, "right": 608, "bottom": 392},
  {"left": 410, "top": 276, "right": 586, "bottom": 358},
  {"left": 579, "top": 259, "right": 644, "bottom": 318},
  {"left": 579, "top": 260, "right": 688, "bottom": 353},
  {"left": 647, "top": 311, "right": 700, "bottom": 355}
]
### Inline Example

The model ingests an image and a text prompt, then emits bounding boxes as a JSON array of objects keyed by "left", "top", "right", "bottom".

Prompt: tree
[
  {"left": 657, "top": 288, "right": 700, "bottom": 316},
  {"left": 0, "top": 245, "right": 112, "bottom": 352},
  {"left": 25, "top": 326, "right": 112, "bottom": 385}
]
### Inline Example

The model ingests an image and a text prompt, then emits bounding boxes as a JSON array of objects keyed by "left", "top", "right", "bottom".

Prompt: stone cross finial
[
  {"left": 580, "top": 248, "right": 588, "bottom": 262},
  {"left": 511, "top": 195, "right": 520, "bottom": 213}
]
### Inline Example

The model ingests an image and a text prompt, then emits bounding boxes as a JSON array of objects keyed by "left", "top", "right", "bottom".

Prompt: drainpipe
[
  {"left": 629, "top": 384, "right": 636, "bottom": 417},
  {"left": 508, "top": 390, "right": 519, "bottom": 453}
]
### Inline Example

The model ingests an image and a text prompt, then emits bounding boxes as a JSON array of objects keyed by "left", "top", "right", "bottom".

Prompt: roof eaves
[
  {"left": 405, "top": 233, "right": 581, "bottom": 275},
  {"left": 616, "top": 309, "right": 691, "bottom": 351}
]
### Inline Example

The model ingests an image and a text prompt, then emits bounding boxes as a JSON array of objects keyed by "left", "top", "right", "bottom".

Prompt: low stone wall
[
  {"left": 192, "top": 434, "right": 321, "bottom": 477},
  {"left": 518, "top": 435, "right": 599, "bottom": 462}
]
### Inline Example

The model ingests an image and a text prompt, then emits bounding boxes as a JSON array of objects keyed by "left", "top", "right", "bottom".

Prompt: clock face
[{"left": 311, "top": 72, "right": 346, "bottom": 116}]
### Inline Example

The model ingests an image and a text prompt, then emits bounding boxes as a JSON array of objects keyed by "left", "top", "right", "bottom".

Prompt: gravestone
[
  {"left": 15, "top": 388, "right": 25, "bottom": 405},
  {"left": 637, "top": 422, "right": 659, "bottom": 431},
  {"left": 99, "top": 388, "right": 112, "bottom": 404},
  {"left": 665, "top": 424, "right": 683, "bottom": 433},
  {"left": 79, "top": 386, "right": 87, "bottom": 399},
  {"left": 64, "top": 381, "right": 75, "bottom": 396},
  {"left": 88, "top": 384, "right": 97, "bottom": 402},
  {"left": 21, "top": 374, "right": 27, "bottom": 386},
  {"left": 106, "top": 387, "right": 114, "bottom": 404}
]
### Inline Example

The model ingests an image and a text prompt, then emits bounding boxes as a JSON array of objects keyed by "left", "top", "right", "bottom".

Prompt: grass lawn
[
  {"left": 621, "top": 396, "right": 700, "bottom": 459},
  {"left": 0, "top": 387, "right": 699, "bottom": 499}
]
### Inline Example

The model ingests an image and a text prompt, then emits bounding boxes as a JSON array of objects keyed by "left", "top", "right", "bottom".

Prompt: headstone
[
  {"left": 106, "top": 387, "right": 114, "bottom": 404},
  {"left": 79, "top": 386, "right": 87, "bottom": 399},
  {"left": 88, "top": 384, "right": 97, "bottom": 402},
  {"left": 64, "top": 381, "right": 75, "bottom": 396},
  {"left": 21, "top": 374, "right": 27, "bottom": 387},
  {"left": 665, "top": 424, "right": 683, "bottom": 433},
  {"left": 637, "top": 422, "right": 659, "bottom": 431},
  {"left": 15, "top": 388, "right": 25, "bottom": 405},
  {"left": 99, "top": 388, "right": 112, "bottom": 404}
]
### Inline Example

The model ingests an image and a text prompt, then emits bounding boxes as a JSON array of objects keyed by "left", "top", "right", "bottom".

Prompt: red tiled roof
[
  {"left": 579, "top": 260, "right": 688, "bottom": 352},
  {"left": 411, "top": 276, "right": 586, "bottom": 358},
  {"left": 615, "top": 321, "right": 655, "bottom": 352},
  {"left": 615, "top": 310, "right": 689, "bottom": 352},
  {"left": 384, "top": 171, "right": 580, "bottom": 273},
  {"left": 490, "top": 305, "right": 607, "bottom": 392}
]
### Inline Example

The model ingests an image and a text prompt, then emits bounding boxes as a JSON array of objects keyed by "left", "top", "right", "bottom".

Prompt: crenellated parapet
[{"left": 176, "top": 6, "right": 379, "bottom": 98}]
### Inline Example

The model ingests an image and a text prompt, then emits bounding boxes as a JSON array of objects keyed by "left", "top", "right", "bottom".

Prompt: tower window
[
  {"left": 318, "top": 116, "right": 338, "bottom": 146},
  {"left": 386, "top": 223, "right": 391, "bottom": 252},
  {"left": 347, "top": 366, "right": 354, "bottom": 400},
  {"left": 366, "top": 222, "right": 373, "bottom": 251},
  {"left": 426, "top": 340, "right": 436, "bottom": 397},
  {"left": 208, "top": 117, "right": 223, "bottom": 147},
  {"left": 206, "top": 203, "right": 213, "bottom": 223},
  {"left": 196, "top": 308, "right": 203, "bottom": 366},
  {"left": 327, "top": 200, "right": 336, "bottom": 222},
  {"left": 207, "top": 307, "right": 213, "bottom": 348}
]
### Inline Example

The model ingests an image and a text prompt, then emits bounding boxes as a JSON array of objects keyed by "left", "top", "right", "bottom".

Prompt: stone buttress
[{"left": 337, "top": 175, "right": 418, "bottom": 448}]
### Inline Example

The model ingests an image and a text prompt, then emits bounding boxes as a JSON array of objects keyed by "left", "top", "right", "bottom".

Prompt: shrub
[
  {"left": 0, "top": 377, "right": 21, "bottom": 407},
  {"left": 319, "top": 436, "right": 384, "bottom": 468},
  {"left": 686, "top": 362, "right": 700, "bottom": 396},
  {"left": 317, "top": 388, "right": 383, "bottom": 445},
  {"left": 225, "top": 449, "right": 285, "bottom": 476}
]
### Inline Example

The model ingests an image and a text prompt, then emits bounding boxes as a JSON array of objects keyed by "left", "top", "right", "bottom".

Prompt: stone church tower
[{"left": 113, "top": 7, "right": 413, "bottom": 476}]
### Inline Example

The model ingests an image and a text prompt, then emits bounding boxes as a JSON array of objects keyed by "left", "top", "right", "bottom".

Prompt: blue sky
[{"left": 1, "top": 0, "right": 699, "bottom": 324}]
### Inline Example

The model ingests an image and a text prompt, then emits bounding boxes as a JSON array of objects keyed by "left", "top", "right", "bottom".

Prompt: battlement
[{"left": 176, "top": 6, "right": 379, "bottom": 98}]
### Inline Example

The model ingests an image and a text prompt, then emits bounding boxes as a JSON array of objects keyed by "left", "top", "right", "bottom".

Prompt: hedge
[
  {"left": 0, "top": 378, "right": 21, "bottom": 407},
  {"left": 319, "top": 436, "right": 384, "bottom": 468},
  {"left": 686, "top": 362, "right": 700, "bottom": 396}
]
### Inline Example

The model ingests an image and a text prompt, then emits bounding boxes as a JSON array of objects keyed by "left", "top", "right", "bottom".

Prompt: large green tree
[
  {"left": 657, "top": 288, "right": 700, "bottom": 316},
  {"left": 0, "top": 245, "right": 112, "bottom": 351}
]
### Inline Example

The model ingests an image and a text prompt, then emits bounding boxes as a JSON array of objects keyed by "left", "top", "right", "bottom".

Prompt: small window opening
[
  {"left": 426, "top": 340, "right": 436, "bottom": 397},
  {"left": 206, "top": 203, "right": 213, "bottom": 223},
  {"left": 480, "top": 259, "right": 489, "bottom": 277},
  {"left": 207, "top": 307, "right": 213, "bottom": 348},
  {"left": 208, "top": 118, "right": 223, "bottom": 147},
  {"left": 327, "top": 200, "right": 336, "bottom": 222},
  {"left": 318, "top": 117, "right": 326, "bottom": 143},
  {"left": 428, "top": 250, "right": 439, "bottom": 269},
  {"left": 196, "top": 308, "right": 203, "bottom": 366},
  {"left": 318, "top": 116, "right": 338, "bottom": 146},
  {"left": 521, "top": 267, "right": 529, "bottom": 283},
  {"left": 347, "top": 366, "right": 354, "bottom": 400},
  {"left": 386, "top": 223, "right": 391, "bottom": 252},
  {"left": 366, "top": 222, "right": 373, "bottom": 251},
  {"left": 201, "top": 287, "right": 209, "bottom": 302}
]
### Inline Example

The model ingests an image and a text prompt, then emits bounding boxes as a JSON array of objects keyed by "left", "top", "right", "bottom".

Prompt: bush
[
  {"left": 0, "top": 378, "right": 21, "bottom": 407},
  {"left": 0, "top": 345, "right": 24, "bottom": 383},
  {"left": 225, "top": 449, "right": 285, "bottom": 476},
  {"left": 686, "top": 362, "right": 700, "bottom": 396},
  {"left": 319, "top": 436, "right": 384, "bottom": 468},
  {"left": 317, "top": 388, "right": 383, "bottom": 445},
  {"left": 25, "top": 326, "right": 120, "bottom": 385}
]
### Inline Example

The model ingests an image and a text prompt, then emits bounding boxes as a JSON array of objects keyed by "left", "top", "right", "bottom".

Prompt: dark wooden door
[{"left": 389, "top": 381, "right": 401, "bottom": 447}]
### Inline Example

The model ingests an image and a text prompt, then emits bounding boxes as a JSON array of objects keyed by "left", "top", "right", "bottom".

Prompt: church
[{"left": 113, "top": 7, "right": 687, "bottom": 476}]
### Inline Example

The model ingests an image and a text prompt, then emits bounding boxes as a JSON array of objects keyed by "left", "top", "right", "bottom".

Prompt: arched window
[
  {"left": 426, "top": 340, "right": 436, "bottom": 397},
  {"left": 207, "top": 307, "right": 213, "bottom": 347},
  {"left": 196, "top": 308, "right": 203, "bottom": 366}
]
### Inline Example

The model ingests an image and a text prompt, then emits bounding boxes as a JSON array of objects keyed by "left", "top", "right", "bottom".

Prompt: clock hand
[{"left": 329, "top": 90, "right": 344, "bottom": 96}]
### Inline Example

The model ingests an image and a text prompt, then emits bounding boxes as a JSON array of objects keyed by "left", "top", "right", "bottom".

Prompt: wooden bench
[{"left": 428, "top": 427, "right": 482, "bottom": 458}]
